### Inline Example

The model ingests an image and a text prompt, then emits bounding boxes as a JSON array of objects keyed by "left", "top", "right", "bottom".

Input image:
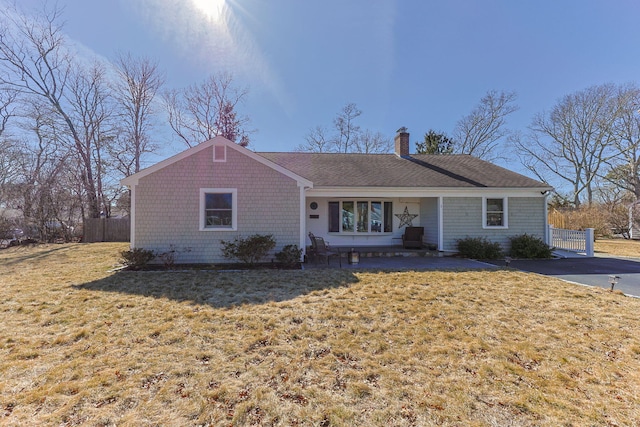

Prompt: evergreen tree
[{"left": 415, "top": 130, "right": 454, "bottom": 154}]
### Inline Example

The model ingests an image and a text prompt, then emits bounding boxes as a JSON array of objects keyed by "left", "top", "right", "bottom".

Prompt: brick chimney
[{"left": 394, "top": 127, "right": 410, "bottom": 157}]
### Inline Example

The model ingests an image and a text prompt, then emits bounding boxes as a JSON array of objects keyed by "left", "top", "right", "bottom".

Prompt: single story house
[{"left": 121, "top": 129, "right": 553, "bottom": 263}]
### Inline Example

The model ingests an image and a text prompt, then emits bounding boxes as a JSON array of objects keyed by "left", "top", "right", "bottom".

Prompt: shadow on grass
[
  {"left": 0, "top": 244, "right": 74, "bottom": 267},
  {"left": 73, "top": 269, "right": 361, "bottom": 309}
]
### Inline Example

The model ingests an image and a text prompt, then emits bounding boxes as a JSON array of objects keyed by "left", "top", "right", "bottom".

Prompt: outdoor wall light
[{"left": 609, "top": 275, "right": 620, "bottom": 291}]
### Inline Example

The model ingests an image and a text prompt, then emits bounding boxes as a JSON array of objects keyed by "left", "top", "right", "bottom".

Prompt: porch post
[
  {"left": 299, "top": 185, "right": 307, "bottom": 261},
  {"left": 585, "top": 228, "right": 594, "bottom": 257},
  {"left": 438, "top": 196, "right": 444, "bottom": 251}
]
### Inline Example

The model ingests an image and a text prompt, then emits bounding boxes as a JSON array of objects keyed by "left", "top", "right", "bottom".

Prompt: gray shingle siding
[
  {"left": 442, "top": 197, "right": 547, "bottom": 253},
  {"left": 419, "top": 197, "right": 439, "bottom": 246},
  {"left": 134, "top": 146, "right": 300, "bottom": 263}
]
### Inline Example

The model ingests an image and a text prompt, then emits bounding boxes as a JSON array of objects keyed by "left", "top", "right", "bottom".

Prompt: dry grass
[
  {"left": 2, "top": 243, "right": 640, "bottom": 426},
  {"left": 596, "top": 238, "right": 640, "bottom": 258}
]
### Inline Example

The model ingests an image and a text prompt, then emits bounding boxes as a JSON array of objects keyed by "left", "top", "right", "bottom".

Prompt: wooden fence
[
  {"left": 547, "top": 209, "right": 567, "bottom": 229},
  {"left": 83, "top": 217, "right": 130, "bottom": 243}
]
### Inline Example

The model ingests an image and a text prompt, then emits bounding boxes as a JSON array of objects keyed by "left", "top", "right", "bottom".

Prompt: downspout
[
  {"left": 543, "top": 191, "right": 550, "bottom": 246},
  {"left": 129, "top": 185, "right": 136, "bottom": 248},
  {"left": 629, "top": 204, "right": 633, "bottom": 239}
]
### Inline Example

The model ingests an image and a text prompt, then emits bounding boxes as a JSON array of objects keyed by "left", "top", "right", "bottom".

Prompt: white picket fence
[{"left": 548, "top": 226, "right": 594, "bottom": 257}]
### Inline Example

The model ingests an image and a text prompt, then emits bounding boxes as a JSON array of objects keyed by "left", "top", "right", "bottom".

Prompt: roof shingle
[{"left": 257, "top": 152, "right": 550, "bottom": 189}]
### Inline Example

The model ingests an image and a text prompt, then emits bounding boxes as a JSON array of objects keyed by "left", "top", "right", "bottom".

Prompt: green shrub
[
  {"left": 509, "top": 234, "right": 553, "bottom": 259},
  {"left": 275, "top": 244, "right": 302, "bottom": 268},
  {"left": 221, "top": 234, "right": 276, "bottom": 265},
  {"left": 456, "top": 237, "right": 503, "bottom": 259},
  {"left": 157, "top": 245, "right": 193, "bottom": 269},
  {"left": 120, "top": 248, "right": 155, "bottom": 269}
]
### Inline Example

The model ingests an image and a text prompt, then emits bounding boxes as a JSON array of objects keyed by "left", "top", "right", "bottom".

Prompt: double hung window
[
  {"left": 200, "top": 188, "right": 237, "bottom": 231},
  {"left": 483, "top": 197, "right": 508, "bottom": 228}
]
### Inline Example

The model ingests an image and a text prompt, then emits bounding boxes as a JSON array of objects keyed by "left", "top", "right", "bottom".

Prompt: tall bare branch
[
  {"left": 516, "top": 84, "right": 621, "bottom": 206},
  {"left": 0, "top": 4, "right": 108, "bottom": 217},
  {"left": 299, "top": 103, "right": 390, "bottom": 153},
  {"left": 163, "top": 72, "right": 250, "bottom": 147},
  {"left": 453, "top": 90, "right": 518, "bottom": 161},
  {"left": 112, "top": 52, "right": 164, "bottom": 175}
]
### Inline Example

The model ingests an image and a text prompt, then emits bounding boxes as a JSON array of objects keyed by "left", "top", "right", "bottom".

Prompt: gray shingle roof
[{"left": 257, "top": 152, "right": 550, "bottom": 189}]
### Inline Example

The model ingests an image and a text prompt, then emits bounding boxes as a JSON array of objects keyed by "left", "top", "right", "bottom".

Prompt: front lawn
[
  {"left": 596, "top": 238, "right": 640, "bottom": 258},
  {"left": 1, "top": 243, "right": 639, "bottom": 425}
]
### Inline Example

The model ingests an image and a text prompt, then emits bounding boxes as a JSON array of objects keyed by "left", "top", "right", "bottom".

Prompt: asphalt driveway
[{"left": 491, "top": 256, "right": 640, "bottom": 297}]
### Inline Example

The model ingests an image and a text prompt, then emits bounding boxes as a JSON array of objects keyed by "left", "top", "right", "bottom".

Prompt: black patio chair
[
  {"left": 308, "top": 232, "right": 341, "bottom": 267},
  {"left": 402, "top": 226, "right": 424, "bottom": 249}
]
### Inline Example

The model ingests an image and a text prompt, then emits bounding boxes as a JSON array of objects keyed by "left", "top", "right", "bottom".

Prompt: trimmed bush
[
  {"left": 456, "top": 237, "right": 503, "bottom": 259},
  {"left": 221, "top": 234, "right": 276, "bottom": 265},
  {"left": 120, "top": 248, "right": 155, "bottom": 269},
  {"left": 275, "top": 244, "right": 303, "bottom": 268},
  {"left": 509, "top": 234, "right": 553, "bottom": 259}
]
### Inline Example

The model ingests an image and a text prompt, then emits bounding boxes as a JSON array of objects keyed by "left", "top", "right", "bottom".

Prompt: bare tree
[
  {"left": 0, "top": 4, "right": 110, "bottom": 218},
  {"left": 453, "top": 90, "right": 518, "bottom": 160},
  {"left": 333, "top": 103, "right": 361, "bottom": 153},
  {"left": 163, "top": 72, "right": 250, "bottom": 147},
  {"left": 0, "top": 139, "right": 21, "bottom": 209},
  {"left": 65, "top": 62, "right": 117, "bottom": 217},
  {"left": 0, "top": 88, "right": 19, "bottom": 207},
  {"left": 352, "top": 129, "right": 392, "bottom": 154},
  {"left": 112, "top": 53, "right": 164, "bottom": 176},
  {"left": 0, "top": 88, "right": 17, "bottom": 136},
  {"left": 516, "top": 84, "right": 621, "bottom": 206},
  {"left": 9, "top": 100, "right": 79, "bottom": 241},
  {"left": 295, "top": 126, "right": 331, "bottom": 152},
  {"left": 595, "top": 181, "right": 634, "bottom": 238},
  {"left": 299, "top": 103, "right": 390, "bottom": 153},
  {"left": 605, "top": 84, "right": 640, "bottom": 201}
]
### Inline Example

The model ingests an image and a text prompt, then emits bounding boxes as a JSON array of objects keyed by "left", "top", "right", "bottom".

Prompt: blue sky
[{"left": 12, "top": 0, "right": 640, "bottom": 163}]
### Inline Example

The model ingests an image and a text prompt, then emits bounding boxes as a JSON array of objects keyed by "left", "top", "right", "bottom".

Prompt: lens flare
[{"left": 191, "top": 0, "right": 225, "bottom": 22}]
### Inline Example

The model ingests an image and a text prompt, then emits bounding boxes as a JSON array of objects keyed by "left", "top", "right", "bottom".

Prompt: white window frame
[
  {"left": 213, "top": 143, "right": 227, "bottom": 162},
  {"left": 200, "top": 188, "right": 237, "bottom": 231},
  {"left": 483, "top": 197, "right": 508, "bottom": 229}
]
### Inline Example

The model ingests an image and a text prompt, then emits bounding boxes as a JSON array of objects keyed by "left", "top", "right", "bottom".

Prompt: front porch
[{"left": 304, "top": 196, "right": 440, "bottom": 251}]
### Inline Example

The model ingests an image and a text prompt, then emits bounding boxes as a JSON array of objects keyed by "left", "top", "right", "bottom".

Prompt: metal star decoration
[{"left": 395, "top": 206, "right": 418, "bottom": 228}]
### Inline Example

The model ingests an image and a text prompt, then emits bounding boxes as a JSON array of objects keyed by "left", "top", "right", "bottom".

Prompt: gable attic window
[
  {"left": 328, "top": 200, "right": 393, "bottom": 233},
  {"left": 200, "top": 188, "right": 237, "bottom": 231},
  {"left": 483, "top": 197, "right": 508, "bottom": 228},
  {"left": 213, "top": 144, "right": 226, "bottom": 162}
]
